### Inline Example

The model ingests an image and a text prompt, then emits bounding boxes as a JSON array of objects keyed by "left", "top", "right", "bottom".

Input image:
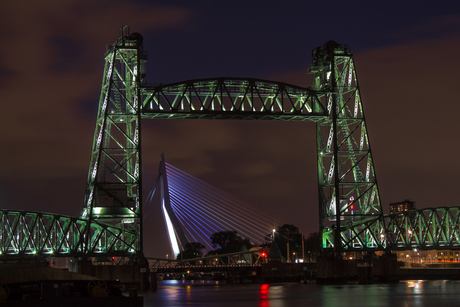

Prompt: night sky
[{"left": 2, "top": 1, "right": 460, "bottom": 258}]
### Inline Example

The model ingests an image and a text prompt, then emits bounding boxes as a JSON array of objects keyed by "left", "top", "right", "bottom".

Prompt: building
[
  {"left": 397, "top": 249, "right": 460, "bottom": 263},
  {"left": 390, "top": 199, "right": 415, "bottom": 213}
]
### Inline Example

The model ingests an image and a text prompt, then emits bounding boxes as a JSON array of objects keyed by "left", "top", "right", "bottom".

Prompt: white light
[{"left": 163, "top": 201, "right": 180, "bottom": 258}]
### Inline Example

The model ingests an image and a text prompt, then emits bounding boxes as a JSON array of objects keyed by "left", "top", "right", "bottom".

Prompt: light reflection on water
[{"left": 142, "top": 280, "right": 460, "bottom": 307}]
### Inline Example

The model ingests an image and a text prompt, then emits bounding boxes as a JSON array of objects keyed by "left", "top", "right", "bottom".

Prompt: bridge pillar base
[
  {"left": 150, "top": 268, "right": 158, "bottom": 291},
  {"left": 316, "top": 255, "right": 347, "bottom": 284},
  {"left": 316, "top": 253, "right": 400, "bottom": 284},
  {"left": 372, "top": 253, "right": 399, "bottom": 283},
  {"left": 76, "top": 259, "right": 143, "bottom": 288},
  {"left": 140, "top": 267, "right": 149, "bottom": 290}
]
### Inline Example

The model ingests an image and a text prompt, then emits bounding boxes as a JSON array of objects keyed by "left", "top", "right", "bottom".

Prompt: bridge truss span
[
  {"left": 322, "top": 206, "right": 460, "bottom": 252},
  {"left": 141, "top": 78, "right": 328, "bottom": 121},
  {"left": 0, "top": 210, "right": 138, "bottom": 257},
  {"left": 385, "top": 207, "right": 460, "bottom": 251}
]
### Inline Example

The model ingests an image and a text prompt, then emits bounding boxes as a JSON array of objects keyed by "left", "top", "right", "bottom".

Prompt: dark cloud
[
  {"left": 355, "top": 34, "right": 460, "bottom": 207},
  {"left": 0, "top": 2, "right": 195, "bottom": 181}
]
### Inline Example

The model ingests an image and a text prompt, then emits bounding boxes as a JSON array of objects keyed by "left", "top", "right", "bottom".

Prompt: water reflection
[
  {"left": 142, "top": 280, "right": 460, "bottom": 307},
  {"left": 259, "top": 284, "right": 269, "bottom": 307}
]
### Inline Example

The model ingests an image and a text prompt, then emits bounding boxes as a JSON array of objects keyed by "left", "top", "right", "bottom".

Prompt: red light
[
  {"left": 350, "top": 204, "right": 354, "bottom": 210},
  {"left": 111, "top": 256, "right": 115, "bottom": 261},
  {"left": 261, "top": 252, "right": 266, "bottom": 257}
]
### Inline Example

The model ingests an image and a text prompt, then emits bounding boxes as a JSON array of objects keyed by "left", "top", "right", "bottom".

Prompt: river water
[{"left": 142, "top": 280, "right": 460, "bottom": 307}]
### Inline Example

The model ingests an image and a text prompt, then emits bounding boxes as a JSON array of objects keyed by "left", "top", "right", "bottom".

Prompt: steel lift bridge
[{"left": 2, "top": 26, "right": 460, "bottom": 259}]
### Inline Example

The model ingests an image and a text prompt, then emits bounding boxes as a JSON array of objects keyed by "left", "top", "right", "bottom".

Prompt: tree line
[{"left": 176, "top": 224, "right": 320, "bottom": 262}]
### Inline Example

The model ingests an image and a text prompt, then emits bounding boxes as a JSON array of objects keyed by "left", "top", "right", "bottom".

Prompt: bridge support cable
[
  {"left": 151, "top": 158, "right": 283, "bottom": 257},
  {"left": 165, "top": 163, "right": 283, "bottom": 241},
  {"left": 165, "top": 163, "right": 278, "bottom": 236}
]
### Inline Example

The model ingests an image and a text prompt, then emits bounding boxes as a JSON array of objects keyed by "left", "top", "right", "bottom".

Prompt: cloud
[
  {"left": 0, "top": 1, "right": 195, "bottom": 180},
  {"left": 352, "top": 35, "right": 460, "bottom": 207},
  {"left": 259, "top": 32, "right": 460, "bottom": 211},
  {"left": 389, "top": 14, "right": 460, "bottom": 42}
]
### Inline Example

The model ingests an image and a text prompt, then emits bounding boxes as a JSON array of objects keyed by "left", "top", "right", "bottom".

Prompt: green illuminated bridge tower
[
  {"left": 81, "top": 31, "right": 384, "bottom": 257},
  {"left": 2, "top": 27, "right": 460, "bottom": 259},
  {"left": 310, "top": 41, "right": 385, "bottom": 254}
]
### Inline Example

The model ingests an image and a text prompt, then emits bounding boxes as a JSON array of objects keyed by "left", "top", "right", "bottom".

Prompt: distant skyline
[{"left": 2, "top": 1, "right": 460, "bottom": 257}]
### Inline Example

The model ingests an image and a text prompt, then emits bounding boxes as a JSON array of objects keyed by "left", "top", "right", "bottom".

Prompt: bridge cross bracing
[{"left": 3, "top": 26, "right": 460, "bottom": 259}]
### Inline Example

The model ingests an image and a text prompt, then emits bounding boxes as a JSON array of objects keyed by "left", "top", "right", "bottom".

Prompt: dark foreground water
[{"left": 142, "top": 280, "right": 460, "bottom": 307}]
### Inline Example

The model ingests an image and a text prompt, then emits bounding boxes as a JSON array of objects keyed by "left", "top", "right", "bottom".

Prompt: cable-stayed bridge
[
  {"left": 145, "top": 155, "right": 284, "bottom": 257},
  {"left": 3, "top": 26, "right": 460, "bottom": 259}
]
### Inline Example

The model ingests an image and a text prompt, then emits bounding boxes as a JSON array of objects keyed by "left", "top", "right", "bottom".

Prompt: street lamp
[{"left": 272, "top": 228, "right": 276, "bottom": 242}]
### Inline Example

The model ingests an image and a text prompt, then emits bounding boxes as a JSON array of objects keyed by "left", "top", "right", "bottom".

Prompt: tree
[
  {"left": 209, "top": 230, "right": 253, "bottom": 255},
  {"left": 274, "top": 224, "right": 302, "bottom": 260},
  {"left": 176, "top": 242, "right": 206, "bottom": 260}
]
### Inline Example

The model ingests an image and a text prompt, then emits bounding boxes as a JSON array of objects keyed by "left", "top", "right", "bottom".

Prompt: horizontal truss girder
[
  {"left": 0, "top": 210, "right": 139, "bottom": 257},
  {"left": 322, "top": 207, "right": 460, "bottom": 251},
  {"left": 141, "top": 78, "right": 327, "bottom": 120}
]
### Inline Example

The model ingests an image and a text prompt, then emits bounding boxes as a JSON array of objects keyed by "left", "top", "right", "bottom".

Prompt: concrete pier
[{"left": 316, "top": 253, "right": 399, "bottom": 284}]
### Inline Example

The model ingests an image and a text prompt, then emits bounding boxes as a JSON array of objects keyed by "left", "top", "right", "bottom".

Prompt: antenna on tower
[{"left": 120, "top": 25, "right": 130, "bottom": 38}]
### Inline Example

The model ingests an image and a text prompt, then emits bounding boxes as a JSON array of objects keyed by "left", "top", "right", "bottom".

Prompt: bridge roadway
[
  {"left": 147, "top": 249, "right": 265, "bottom": 269},
  {"left": 146, "top": 249, "right": 316, "bottom": 284}
]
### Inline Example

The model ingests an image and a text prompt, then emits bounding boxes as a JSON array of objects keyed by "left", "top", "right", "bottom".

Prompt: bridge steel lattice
[
  {"left": 2, "top": 27, "right": 459, "bottom": 258},
  {"left": 0, "top": 210, "right": 137, "bottom": 257}
]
